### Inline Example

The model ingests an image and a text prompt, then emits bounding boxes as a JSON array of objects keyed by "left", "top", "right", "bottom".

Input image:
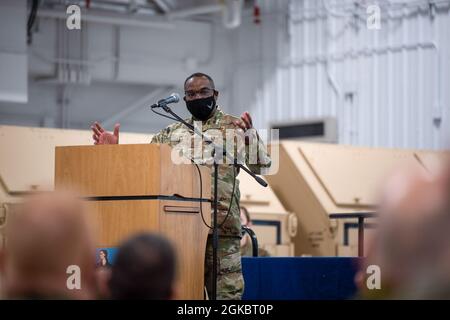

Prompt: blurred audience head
[
  {"left": 240, "top": 206, "right": 251, "bottom": 227},
  {"left": 0, "top": 191, "right": 96, "bottom": 299},
  {"left": 108, "top": 233, "right": 176, "bottom": 300},
  {"left": 358, "top": 159, "right": 450, "bottom": 299}
]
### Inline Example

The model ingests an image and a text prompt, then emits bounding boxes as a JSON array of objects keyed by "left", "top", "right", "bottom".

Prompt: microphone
[{"left": 151, "top": 93, "right": 180, "bottom": 108}]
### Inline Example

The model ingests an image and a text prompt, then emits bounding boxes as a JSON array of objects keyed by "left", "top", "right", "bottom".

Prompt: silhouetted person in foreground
[
  {"left": 356, "top": 160, "right": 450, "bottom": 299},
  {"left": 108, "top": 233, "right": 177, "bottom": 300},
  {"left": 0, "top": 191, "right": 96, "bottom": 299}
]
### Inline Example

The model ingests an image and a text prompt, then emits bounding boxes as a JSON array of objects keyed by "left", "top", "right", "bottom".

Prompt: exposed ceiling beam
[
  {"left": 167, "top": 4, "right": 222, "bottom": 19},
  {"left": 37, "top": 8, "right": 175, "bottom": 29},
  {"left": 152, "top": 0, "right": 172, "bottom": 14}
]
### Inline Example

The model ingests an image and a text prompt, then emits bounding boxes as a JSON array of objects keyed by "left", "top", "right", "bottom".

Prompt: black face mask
[{"left": 185, "top": 95, "right": 216, "bottom": 121}]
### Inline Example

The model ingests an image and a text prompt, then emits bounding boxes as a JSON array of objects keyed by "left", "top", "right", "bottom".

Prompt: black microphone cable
[{"left": 194, "top": 162, "right": 238, "bottom": 231}]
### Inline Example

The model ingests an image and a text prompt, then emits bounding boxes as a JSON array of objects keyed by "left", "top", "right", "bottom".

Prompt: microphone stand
[{"left": 152, "top": 102, "right": 267, "bottom": 300}]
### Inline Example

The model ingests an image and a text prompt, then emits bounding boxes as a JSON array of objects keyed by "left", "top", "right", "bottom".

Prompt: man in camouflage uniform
[{"left": 91, "top": 72, "right": 271, "bottom": 300}]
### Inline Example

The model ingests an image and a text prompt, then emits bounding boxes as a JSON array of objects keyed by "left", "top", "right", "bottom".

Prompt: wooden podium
[{"left": 54, "top": 144, "right": 211, "bottom": 299}]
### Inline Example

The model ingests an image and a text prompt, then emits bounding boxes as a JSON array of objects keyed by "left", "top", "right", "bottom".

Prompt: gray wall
[
  {"left": 1, "top": 0, "right": 449, "bottom": 149},
  {"left": 231, "top": 0, "right": 450, "bottom": 149},
  {"left": 0, "top": 11, "right": 233, "bottom": 133}
]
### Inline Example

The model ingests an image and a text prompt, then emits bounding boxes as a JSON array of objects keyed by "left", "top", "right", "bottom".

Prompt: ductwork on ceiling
[
  {"left": 26, "top": 0, "right": 251, "bottom": 87},
  {"left": 38, "top": 0, "right": 249, "bottom": 28}
]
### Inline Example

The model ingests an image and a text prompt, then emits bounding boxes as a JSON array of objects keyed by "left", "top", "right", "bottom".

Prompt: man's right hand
[{"left": 91, "top": 122, "right": 120, "bottom": 145}]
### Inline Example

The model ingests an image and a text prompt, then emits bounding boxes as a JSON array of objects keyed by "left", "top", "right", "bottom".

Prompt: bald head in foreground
[
  {"left": 356, "top": 160, "right": 450, "bottom": 299},
  {"left": 0, "top": 191, "right": 96, "bottom": 299}
]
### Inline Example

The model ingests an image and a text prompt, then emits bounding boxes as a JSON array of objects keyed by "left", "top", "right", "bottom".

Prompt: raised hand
[
  {"left": 233, "top": 111, "right": 254, "bottom": 145},
  {"left": 233, "top": 111, "right": 253, "bottom": 131},
  {"left": 91, "top": 122, "right": 120, "bottom": 145}
]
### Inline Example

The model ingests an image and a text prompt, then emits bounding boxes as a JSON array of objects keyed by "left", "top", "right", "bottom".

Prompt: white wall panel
[
  {"left": 0, "top": 0, "right": 27, "bottom": 103},
  {"left": 232, "top": 0, "right": 450, "bottom": 150}
]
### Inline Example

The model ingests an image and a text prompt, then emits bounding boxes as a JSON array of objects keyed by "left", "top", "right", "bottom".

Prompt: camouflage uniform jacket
[{"left": 150, "top": 107, "right": 271, "bottom": 237}]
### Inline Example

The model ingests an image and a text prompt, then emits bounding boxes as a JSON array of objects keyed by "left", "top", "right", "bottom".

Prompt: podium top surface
[{"left": 55, "top": 144, "right": 210, "bottom": 199}]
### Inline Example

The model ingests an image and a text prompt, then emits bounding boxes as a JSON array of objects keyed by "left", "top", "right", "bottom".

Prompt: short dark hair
[
  {"left": 184, "top": 72, "right": 215, "bottom": 89},
  {"left": 109, "top": 233, "right": 176, "bottom": 300}
]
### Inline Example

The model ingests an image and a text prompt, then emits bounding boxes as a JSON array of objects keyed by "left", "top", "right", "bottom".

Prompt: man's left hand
[
  {"left": 233, "top": 111, "right": 253, "bottom": 131},
  {"left": 233, "top": 111, "right": 254, "bottom": 145}
]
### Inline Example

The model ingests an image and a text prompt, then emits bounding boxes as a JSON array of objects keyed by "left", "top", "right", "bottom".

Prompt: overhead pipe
[
  {"left": 37, "top": 8, "right": 175, "bottom": 29},
  {"left": 166, "top": 4, "right": 222, "bottom": 19}
]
